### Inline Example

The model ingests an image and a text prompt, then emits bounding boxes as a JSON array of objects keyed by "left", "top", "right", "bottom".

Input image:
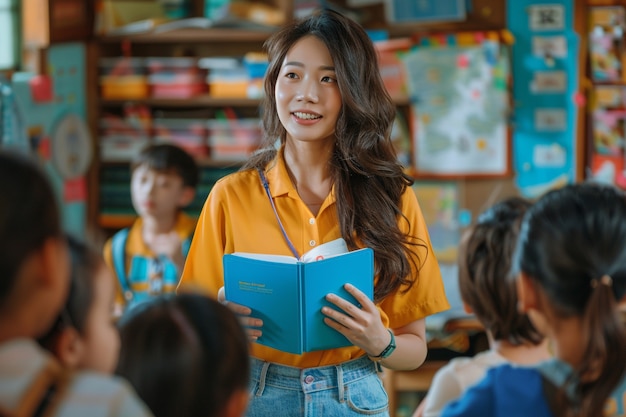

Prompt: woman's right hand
[{"left": 218, "top": 286, "right": 263, "bottom": 342}]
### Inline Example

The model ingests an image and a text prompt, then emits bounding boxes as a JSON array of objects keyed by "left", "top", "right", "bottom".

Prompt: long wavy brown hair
[{"left": 243, "top": 9, "right": 427, "bottom": 302}]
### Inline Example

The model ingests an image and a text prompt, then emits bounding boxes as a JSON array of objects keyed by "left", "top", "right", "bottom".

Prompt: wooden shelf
[
  {"left": 100, "top": 95, "right": 410, "bottom": 107},
  {"left": 98, "top": 27, "right": 275, "bottom": 44},
  {"left": 100, "top": 157, "right": 245, "bottom": 168},
  {"left": 99, "top": 214, "right": 136, "bottom": 229},
  {"left": 100, "top": 96, "right": 262, "bottom": 108}
]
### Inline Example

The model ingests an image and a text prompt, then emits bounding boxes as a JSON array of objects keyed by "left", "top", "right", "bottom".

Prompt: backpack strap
[
  {"left": 181, "top": 234, "right": 192, "bottom": 258},
  {"left": 111, "top": 228, "right": 133, "bottom": 300}
]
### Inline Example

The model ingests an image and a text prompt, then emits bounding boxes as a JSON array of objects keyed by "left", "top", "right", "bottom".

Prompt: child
[
  {"left": 442, "top": 182, "right": 626, "bottom": 417},
  {"left": 0, "top": 150, "right": 152, "bottom": 416},
  {"left": 115, "top": 292, "right": 250, "bottom": 417},
  {"left": 39, "top": 234, "right": 120, "bottom": 374},
  {"left": 180, "top": 9, "right": 449, "bottom": 416},
  {"left": 104, "top": 143, "right": 199, "bottom": 314},
  {"left": 413, "top": 197, "right": 551, "bottom": 417}
]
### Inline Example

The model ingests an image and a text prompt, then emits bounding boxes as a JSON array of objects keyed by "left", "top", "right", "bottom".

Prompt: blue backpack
[{"left": 111, "top": 228, "right": 192, "bottom": 309}]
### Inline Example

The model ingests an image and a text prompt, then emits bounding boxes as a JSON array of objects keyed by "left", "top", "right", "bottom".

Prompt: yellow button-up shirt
[{"left": 180, "top": 152, "right": 449, "bottom": 367}]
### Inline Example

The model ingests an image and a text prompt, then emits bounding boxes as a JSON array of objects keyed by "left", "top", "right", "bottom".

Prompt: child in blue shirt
[{"left": 442, "top": 182, "right": 626, "bottom": 417}]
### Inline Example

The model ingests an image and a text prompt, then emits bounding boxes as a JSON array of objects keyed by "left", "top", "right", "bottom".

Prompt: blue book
[{"left": 223, "top": 247, "right": 374, "bottom": 355}]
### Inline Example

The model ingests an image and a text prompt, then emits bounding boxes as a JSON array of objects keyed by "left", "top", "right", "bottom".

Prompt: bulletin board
[
  {"left": 12, "top": 43, "right": 90, "bottom": 237},
  {"left": 587, "top": 5, "right": 626, "bottom": 189},
  {"left": 507, "top": 0, "right": 581, "bottom": 199}
]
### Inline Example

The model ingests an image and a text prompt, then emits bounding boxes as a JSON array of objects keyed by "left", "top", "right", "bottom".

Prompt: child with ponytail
[{"left": 442, "top": 182, "right": 626, "bottom": 417}]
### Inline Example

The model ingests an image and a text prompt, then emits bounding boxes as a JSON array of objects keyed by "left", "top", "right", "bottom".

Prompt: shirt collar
[
  {"left": 264, "top": 148, "right": 297, "bottom": 198},
  {"left": 536, "top": 358, "right": 578, "bottom": 400},
  {"left": 263, "top": 147, "right": 337, "bottom": 206}
]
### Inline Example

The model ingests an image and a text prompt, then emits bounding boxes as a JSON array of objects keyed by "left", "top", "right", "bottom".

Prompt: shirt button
[
  {"left": 309, "top": 240, "right": 316, "bottom": 247},
  {"left": 309, "top": 218, "right": 315, "bottom": 225},
  {"left": 304, "top": 375, "right": 315, "bottom": 384}
]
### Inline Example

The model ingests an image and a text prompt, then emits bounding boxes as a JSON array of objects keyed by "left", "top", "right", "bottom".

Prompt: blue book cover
[{"left": 223, "top": 247, "right": 374, "bottom": 355}]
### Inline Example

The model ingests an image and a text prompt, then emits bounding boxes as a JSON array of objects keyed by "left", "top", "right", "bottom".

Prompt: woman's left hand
[{"left": 322, "top": 283, "right": 391, "bottom": 357}]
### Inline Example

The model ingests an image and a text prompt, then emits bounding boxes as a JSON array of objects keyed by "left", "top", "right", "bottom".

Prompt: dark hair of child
[
  {"left": 243, "top": 9, "right": 424, "bottom": 302},
  {"left": 514, "top": 182, "right": 626, "bottom": 417},
  {"left": 0, "top": 150, "right": 61, "bottom": 304},
  {"left": 115, "top": 292, "right": 250, "bottom": 417},
  {"left": 131, "top": 143, "right": 199, "bottom": 189},
  {"left": 459, "top": 196, "right": 543, "bottom": 345},
  {"left": 38, "top": 234, "right": 100, "bottom": 348}
]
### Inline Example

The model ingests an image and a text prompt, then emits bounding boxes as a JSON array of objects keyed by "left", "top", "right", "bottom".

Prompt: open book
[{"left": 223, "top": 239, "right": 374, "bottom": 354}]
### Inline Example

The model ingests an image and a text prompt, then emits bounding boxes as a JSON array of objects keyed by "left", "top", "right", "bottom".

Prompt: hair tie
[{"left": 591, "top": 275, "right": 613, "bottom": 289}]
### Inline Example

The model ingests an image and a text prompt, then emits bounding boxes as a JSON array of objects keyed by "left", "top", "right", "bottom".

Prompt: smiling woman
[{"left": 0, "top": 0, "right": 19, "bottom": 70}]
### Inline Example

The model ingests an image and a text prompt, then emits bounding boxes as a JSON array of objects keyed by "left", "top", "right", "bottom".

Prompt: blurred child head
[
  {"left": 130, "top": 144, "right": 199, "bottom": 220},
  {"left": 116, "top": 292, "right": 250, "bottom": 417},
  {"left": 0, "top": 150, "right": 68, "bottom": 339},
  {"left": 38, "top": 235, "right": 120, "bottom": 373},
  {"left": 459, "top": 196, "right": 544, "bottom": 346},
  {"left": 514, "top": 182, "right": 626, "bottom": 416}
]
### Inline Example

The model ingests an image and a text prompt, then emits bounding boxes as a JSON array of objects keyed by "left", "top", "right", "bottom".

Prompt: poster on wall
[
  {"left": 384, "top": 0, "right": 466, "bottom": 24},
  {"left": 403, "top": 41, "right": 510, "bottom": 177},
  {"left": 12, "top": 43, "right": 89, "bottom": 236},
  {"left": 507, "top": 0, "right": 579, "bottom": 199},
  {"left": 411, "top": 181, "right": 460, "bottom": 264}
]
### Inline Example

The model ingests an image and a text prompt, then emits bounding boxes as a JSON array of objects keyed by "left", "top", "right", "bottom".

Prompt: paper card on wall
[
  {"left": 533, "top": 143, "right": 566, "bottom": 168},
  {"left": 531, "top": 71, "right": 567, "bottom": 93},
  {"left": 592, "top": 109, "right": 626, "bottom": 155},
  {"left": 529, "top": 5, "right": 565, "bottom": 31},
  {"left": 29, "top": 75, "right": 54, "bottom": 103},
  {"left": 594, "top": 86, "right": 626, "bottom": 108},
  {"left": 590, "top": 154, "right": 626, "bottom": 188},
  {"left": 589, "top": 6, "right": 625, "bottom": 30},
  {"left": 63, "top": 177, "right": 87, "bottom": 202},
  {"left": 590, "top": 32, "right": 622, "bottom": 82},
  {"left": 532, "top": 36, "right": 567, "bottom": 58},
  {"left": 535, "top": 109, "right": 567, "bottom": 132}
]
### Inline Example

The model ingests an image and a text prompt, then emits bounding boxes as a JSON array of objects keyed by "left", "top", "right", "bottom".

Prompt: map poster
[{"left": 403, "top": 42, "right": 511, "bottom": 177}]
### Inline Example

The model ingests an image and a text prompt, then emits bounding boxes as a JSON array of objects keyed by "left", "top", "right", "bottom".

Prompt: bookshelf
[{"left": 87, "top": 0, "right": 293, "bottom": 233}]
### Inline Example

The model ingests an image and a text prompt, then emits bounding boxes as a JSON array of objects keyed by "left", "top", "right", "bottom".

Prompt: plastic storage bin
[
  {"left": 146, "top": 57, "right": 207, "bottom": 99},
  {"left": 199, "top": 57, "right": 249, "bottom": 98},
  {"left": 99, "top": 117, "right": 150, "bottom": 162},
  {"left": 152, "top": 118, "right": 209, "bottom": 158},
  {"left": 207, "top": 118, "right": 261, "bottom": 161},
  {"left": 99, "top": 58, "right": 148, "bottom": 100}
]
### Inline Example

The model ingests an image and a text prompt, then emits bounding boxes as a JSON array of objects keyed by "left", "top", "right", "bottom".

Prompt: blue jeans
[{"left": 246, "top": 356, "right": 390, "bottom": 417}]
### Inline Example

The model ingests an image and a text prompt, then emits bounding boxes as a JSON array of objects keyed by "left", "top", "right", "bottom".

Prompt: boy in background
[{"left": 104, "top": 143, "right": 199, "bottom": 315}]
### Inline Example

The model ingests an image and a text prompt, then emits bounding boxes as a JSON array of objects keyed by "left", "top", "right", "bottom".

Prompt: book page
[
  {"left": 301, "top": 237, "right": 349, "bottom": 262},
  {"left": 231, "top": 238, "right": 349, "bottom": 264},
  {"left": 230, "top": 252, "right": 298, "bottom": 264}
]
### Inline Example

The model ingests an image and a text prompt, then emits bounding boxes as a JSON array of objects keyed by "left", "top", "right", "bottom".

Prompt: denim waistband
[{"left": 250, "top": 356, "right": 378, "bottom": 394}]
